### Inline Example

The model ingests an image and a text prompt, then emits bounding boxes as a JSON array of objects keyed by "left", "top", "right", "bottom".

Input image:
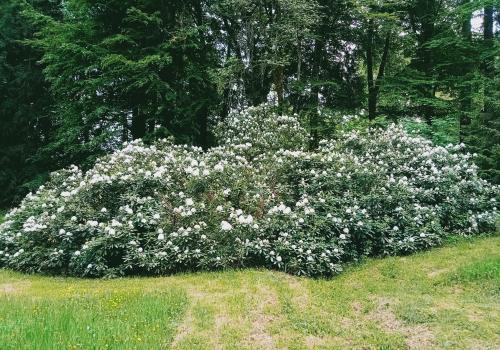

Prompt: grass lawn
[{"left": 0, "top": 235, "right": 498, "bottom": 350}]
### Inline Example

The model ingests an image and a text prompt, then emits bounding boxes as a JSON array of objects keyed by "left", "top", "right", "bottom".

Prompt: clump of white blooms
[
  {"left": 214, "top": 103, "right": 308, "bottom": 155},
  {"left": 0, "top": 105, "right": 497, "bottom": 277}
]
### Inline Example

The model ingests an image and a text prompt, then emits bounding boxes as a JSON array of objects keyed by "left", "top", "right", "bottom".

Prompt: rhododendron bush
[{"left": 0, "top": 105, "right": 497, "bottom": 277}]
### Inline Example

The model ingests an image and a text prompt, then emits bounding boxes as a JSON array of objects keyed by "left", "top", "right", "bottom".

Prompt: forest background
[{"left": 0, "top": 0, "right": 498, "bottom": 209}]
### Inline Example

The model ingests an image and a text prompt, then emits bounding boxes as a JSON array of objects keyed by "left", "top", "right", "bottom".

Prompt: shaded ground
[{"left": 0, "top": 234, "right": 498, "bottom": 349}]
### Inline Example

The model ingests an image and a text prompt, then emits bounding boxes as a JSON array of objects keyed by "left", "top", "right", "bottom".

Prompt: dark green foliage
[
  {"left": 32, "top": 0, "right": 219, "bottom": 166},
  {"left": 0, "top": 0, "right": 498, "bottom": 209},
  {"left": 0, "top": 0, "right": 61, "bottom": 208},
  {"left": 377, "top": 0, "right": 499, "bottom": 184},
  {"left": 465, "top": 111, "right": 500, "bottom": 184}
]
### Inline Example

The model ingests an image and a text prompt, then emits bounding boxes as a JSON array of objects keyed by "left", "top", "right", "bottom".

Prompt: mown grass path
[{"left": 1, "top": 235, "right": 499, "bottom": 349}]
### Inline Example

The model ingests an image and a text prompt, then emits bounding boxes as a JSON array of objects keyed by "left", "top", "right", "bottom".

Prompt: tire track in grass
[
  {"left": 367, "top": 297, "right": 435, "bottom": 350},
  {"left": 243, "top": 283, "right": 279, "bottom": 349},
  {"left": 171, "top": 274, "right": 282, "bottom": 350}
]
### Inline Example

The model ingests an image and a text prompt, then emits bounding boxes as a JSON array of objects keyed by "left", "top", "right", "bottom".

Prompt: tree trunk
[
  {"left": 483, "top": 5, "right": 494, "bottom": 79},
  {"left": 121, "top": 114, "right": 129, "bottom": 142},
  {"left": 147, "top": 119, "right": 155, "bottom": 134},
  {"left": 309, "top": 39, "right": 323, "bottom": 148},
  {"left": 484, "top": 6, "right": 494, "bottom": 42},
  {"left": 131, "top": 106, "right": 146, "bottom": 139},
  {"left": 374, "top": 31, "right": 391, "bottom": 109},
  {"left": 483, "top": 6, "right": 494, "bottom": 114},
  {"left": 366, "top": 23, "right": 391, "bottom": 122},
  {"left": 297, "top": 38, "right": 302, "bottom": 82},
  {"left": 198, "top": 105, "right": 209, "bottom": 149},
  {"left": 274, "top": 65, "right": 285, "bottom": 109},
  {"left": 366, "top": 19, "right": 376, "bottom": 121},
  {"left": 220, "top": 18, "right": 236, "bottom": 122},
  {"left": 459, "top": 0, "right": 472, "bottom": 142},
  {"left": 413, "top": 0, "right": 437, "bottom": 124}
]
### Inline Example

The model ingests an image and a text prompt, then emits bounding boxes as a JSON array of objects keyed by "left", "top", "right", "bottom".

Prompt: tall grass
[{"left": 0, "top": 289, "right": 187, "bottom": 350}]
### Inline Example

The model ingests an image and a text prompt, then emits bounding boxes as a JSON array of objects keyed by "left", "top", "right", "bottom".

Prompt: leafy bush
[{"left": 0, "top": 106, "right": 497, "bottom": 277}]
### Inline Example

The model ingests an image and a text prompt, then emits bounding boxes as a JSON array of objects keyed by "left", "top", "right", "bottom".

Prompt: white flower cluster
[
  {"left": 0, "top": 107, "right": 497, "bottom": 278},
  {"left": 213, "top": 103, "right": 308, "bottom": 156}
]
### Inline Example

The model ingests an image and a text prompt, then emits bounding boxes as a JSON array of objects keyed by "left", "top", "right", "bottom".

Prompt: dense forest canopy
[{"left": 0, "top": 0, "right": 499, "bottom": 209}]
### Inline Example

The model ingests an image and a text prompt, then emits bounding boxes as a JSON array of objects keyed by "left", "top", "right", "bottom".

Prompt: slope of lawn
[{"left": 0, "top": 234, "right": 499, "bottom": 350}]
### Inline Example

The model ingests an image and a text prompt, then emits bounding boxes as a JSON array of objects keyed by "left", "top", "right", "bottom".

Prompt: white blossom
[{"left": 221, "top": 221, "right": 233, "bottom": 231}]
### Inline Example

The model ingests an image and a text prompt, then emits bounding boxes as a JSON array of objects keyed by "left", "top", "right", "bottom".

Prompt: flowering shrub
[
  {"left": 214, "top": 103, "right": 308, "bottom": 155},
  {"left": 0, "top": 106, "right": 497, "bottom": 277}
]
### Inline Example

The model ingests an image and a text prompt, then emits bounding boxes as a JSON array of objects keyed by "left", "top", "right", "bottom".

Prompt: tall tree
[
  {"left": 365, "top": 18, "right": 391, "bottom": 120},
  {"left": 356, "top": 0, "right": 398, "bottom": 121},
  {"left": 408, "top": 0, "right": 440, "bottom": 123},
  {"left": 210, "top": 0, "right": 321, "bottom": 112},
  {"left": 459, "top": 0, "right": 473, "bottom": 141},
  {"left": 412, "top": 0, "right": 499, "bottom": 183},
  {"left": 31, "top": 0, "right": 219, "bottom": 171},
  {"left": 482, "top": 4, "right": 495, "bottom": 114},
  {"left": 0, "top": 0, "right": 61, "bottom": 208},
  {"left": 296, "top": 0, "right": 363, "bottom": 144}
]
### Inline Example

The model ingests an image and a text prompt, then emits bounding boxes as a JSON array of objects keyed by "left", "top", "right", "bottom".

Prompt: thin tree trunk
[
  {"left": 484, "top": 6, "right": 494, "bottom": 42},
  {"left": 374, "top": 32, "right": 391, "bottom": 102},
  {"left": 309, "top": 39, "right": 323, "bottom": 148},
  {"left": 366, "top": 19, "right": 376, "bottom": 121},
  {"left": 198, "top": 105, "right": 209, "bottom": 149},
  {"left": 220, "top": 18, "right": 236, "bottom": 121},
  {"left": 147, "top": 119, "right": 155, "bottom": 134},
  {"left": 414, "top": 0, "right": 436, "bottom": 124},
  {"left": 274, "top": 65, "right": 285, "bottom": 109},
  {"left": 131, "top": 106, "right": 146, "bottom": 139},
  {"left": 122, "top": 114, "right": 129, "bottom": 142},
  {"left": 459, "top": 0, "right": 472, "bottom": 142},
  {"left": 483, "top": 6, "right": 494, "bottom": 114},
  {"left": 366, "top": 24, "right": 390, "bottom": 122},
  {"left": 297, "top": 38, "right": 302, "bottom": 81}
]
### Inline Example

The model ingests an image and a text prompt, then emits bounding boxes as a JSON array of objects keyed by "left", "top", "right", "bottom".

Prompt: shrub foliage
[{"left": 0, "top": 105, "right": 497, "bottom": 277}]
